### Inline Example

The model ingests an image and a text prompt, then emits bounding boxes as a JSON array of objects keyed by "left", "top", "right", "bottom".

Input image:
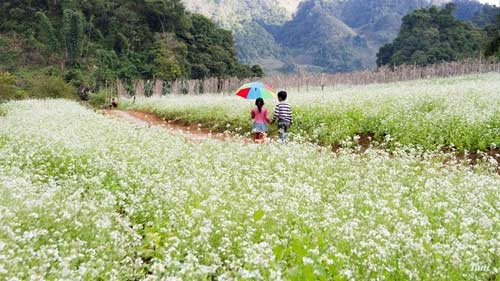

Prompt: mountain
[
  {"left": 181, "top": 0, "right": 498, "bottom": 74},
  {"left": 274, "top": 1, "right": 368, "bottom": 73},
  {"left": 181, "top": 0, "right": 301, "bottom": 73},
  {"left": 273, "top": 0, "right": 453, "bottom": 73},
  {"left": 182, "top": 0, "right": 301, "bottom": 24},
  {"left": 451, "top": 0, "right": 500, "bottom": 27}
]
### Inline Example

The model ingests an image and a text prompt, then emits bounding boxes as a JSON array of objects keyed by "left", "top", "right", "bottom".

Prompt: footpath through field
[
  {"left": 101, "top": 109, "right": 236, "bottom": 142},
  {"left": 102, "top": 109, "right": 500, "bottom": 173}
]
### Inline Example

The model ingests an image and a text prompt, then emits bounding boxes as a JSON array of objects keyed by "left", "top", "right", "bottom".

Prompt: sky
[{"left": 478, "top": 0, "right": 499, "bottom": 5}]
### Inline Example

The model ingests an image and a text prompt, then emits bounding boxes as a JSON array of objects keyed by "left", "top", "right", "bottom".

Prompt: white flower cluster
[
  {"left": 1, "top": 97, "right": 499, "bottom": 280},
  {"left": 125, "top": 73, "right": 500, "bottom": 150}
]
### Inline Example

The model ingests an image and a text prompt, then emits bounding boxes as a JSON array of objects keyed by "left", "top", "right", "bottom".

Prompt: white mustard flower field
[
  {"left": 1, "top": 90, "right": 500, "bottom": 280},
  {"left": 124, "top": 73, "right": 500, "bottom": 151}
]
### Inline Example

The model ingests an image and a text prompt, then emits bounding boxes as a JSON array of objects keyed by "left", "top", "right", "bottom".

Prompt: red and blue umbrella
[{"left": 235, "top": 82, "right": 275, "bottom": 99}]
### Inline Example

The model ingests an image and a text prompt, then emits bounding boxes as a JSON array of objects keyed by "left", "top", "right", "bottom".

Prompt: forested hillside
[
  {"left": 1, "top": 0, "right": 497, "bottom": 92},
  {"left": 0, "top": 0, "right": 262, "bottom": 92},
  {"left": 377, "top": 3, "right": 499, "bottom": 66},
  {"left": 484, "top": 15, "right": 500, "bottom": 58}
]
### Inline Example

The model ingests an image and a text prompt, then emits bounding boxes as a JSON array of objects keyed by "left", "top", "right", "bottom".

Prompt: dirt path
[{"left": 101, "top": 109, "right": 237, "bottom": 142}]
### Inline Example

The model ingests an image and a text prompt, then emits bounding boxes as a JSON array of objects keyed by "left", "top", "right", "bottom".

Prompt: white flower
[{"left": 302, "top": 257, "right": 314, "bottom": 265}]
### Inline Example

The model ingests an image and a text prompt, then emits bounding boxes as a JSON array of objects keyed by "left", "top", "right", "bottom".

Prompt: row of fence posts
[{"left": 116, "top": 59, "right": 500, "bottom": 98}]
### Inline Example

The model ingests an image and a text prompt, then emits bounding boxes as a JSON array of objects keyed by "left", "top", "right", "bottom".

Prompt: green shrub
[
  {"left": 64, "top": 68, "right": 95, "bottom": 89},
  {"left": 88, "top": 89, "right": 110, "bottom": 108},
  {"left": 0, "top": 72, "right": 25, "bottom": 102},
  {"left": 27, "top": 76, "right": 77, "bottom": 100},
  {"left": 41, "top": 66, "right": 65, "bottom": 77},
  {"left": 0, "top": 36, "right": 21, "bottom": 72}
]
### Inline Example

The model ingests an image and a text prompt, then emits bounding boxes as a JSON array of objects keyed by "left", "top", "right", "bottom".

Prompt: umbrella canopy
[{"left": 235, "top": 82, "right": 275, "bottom": 99}]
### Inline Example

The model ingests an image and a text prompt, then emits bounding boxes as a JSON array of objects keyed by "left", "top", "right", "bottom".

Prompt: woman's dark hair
[
  {"left": 277, "top": 91, "right": 287, "bottom": 101},
  {"left": 255, "top": 98, "right": 264, "bottom": 112}
]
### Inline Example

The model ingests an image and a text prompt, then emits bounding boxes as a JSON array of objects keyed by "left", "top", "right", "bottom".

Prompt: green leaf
[{"left": 253, "top": 209, "right": 265, "bottom": 221}]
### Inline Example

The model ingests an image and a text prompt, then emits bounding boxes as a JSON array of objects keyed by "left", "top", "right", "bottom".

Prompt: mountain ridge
[{"left": 181, "top": 0, "right": 498, "bottom": 74}]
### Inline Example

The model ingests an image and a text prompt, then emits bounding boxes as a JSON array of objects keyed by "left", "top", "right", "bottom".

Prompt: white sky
[{"left": 478, "top": 0, "right": 499, "bottom": 5}]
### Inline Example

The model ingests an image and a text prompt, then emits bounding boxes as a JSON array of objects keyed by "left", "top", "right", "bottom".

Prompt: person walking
[
  {"left": 251, "top": 97, "right": 271, "bottom": 143},
  {"left": 110, "top": 98, "right": 118, "bottom": 108},
  {"left": 272, "top": 91, "right": 292, "bottom": 144}
]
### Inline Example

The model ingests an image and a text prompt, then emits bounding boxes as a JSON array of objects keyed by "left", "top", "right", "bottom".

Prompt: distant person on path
[
  {"left": 272, "top": 90, "right": 292, "bottom": 144},
  {"left": 251, "top": 97, "right": 271, "bottom": 143},
  {"left": 111, "top": 98, "right": 118, "bottom": 109}
]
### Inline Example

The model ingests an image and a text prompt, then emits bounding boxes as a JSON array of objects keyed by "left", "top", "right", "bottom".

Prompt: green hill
[
  {"left": 0, "top": 0, "right": 262, "bottom": 91},
  {"left": 376, "top": 3, "right": 498, "bottom": 66}
]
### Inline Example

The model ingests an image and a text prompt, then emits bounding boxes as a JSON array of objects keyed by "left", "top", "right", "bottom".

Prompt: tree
[
  {"left": 186, "top": 14, "right": 240, "bottom": 80},
  {"left": 143, "top": 0, "right": 190, "bottom": 34},
  {"left": 484, "top": 15, "right": 500, "bottom": 58},
  {"left": 0, "top": 72, "right": 24, "bottom": 101},
  {"left": 35, "top": 12, "right": 57, "bottom": 51},
  {"left": 33, "top": 11, "right": 59, "bottom": 64},
  {"left": 250, "top": 65, "right": 264, "bottom": 77},
  {"left": 376, "top": 43, "right": 394, "bottom": 66},
  {"left": 62, "top": 9, "right": 85, "bottom": 66},
  {"left": 0, "top": 36, "right": 21, "bottom": 71},
  {"left": 150, "top": 33, "right": 187, "bottom": 81}
]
